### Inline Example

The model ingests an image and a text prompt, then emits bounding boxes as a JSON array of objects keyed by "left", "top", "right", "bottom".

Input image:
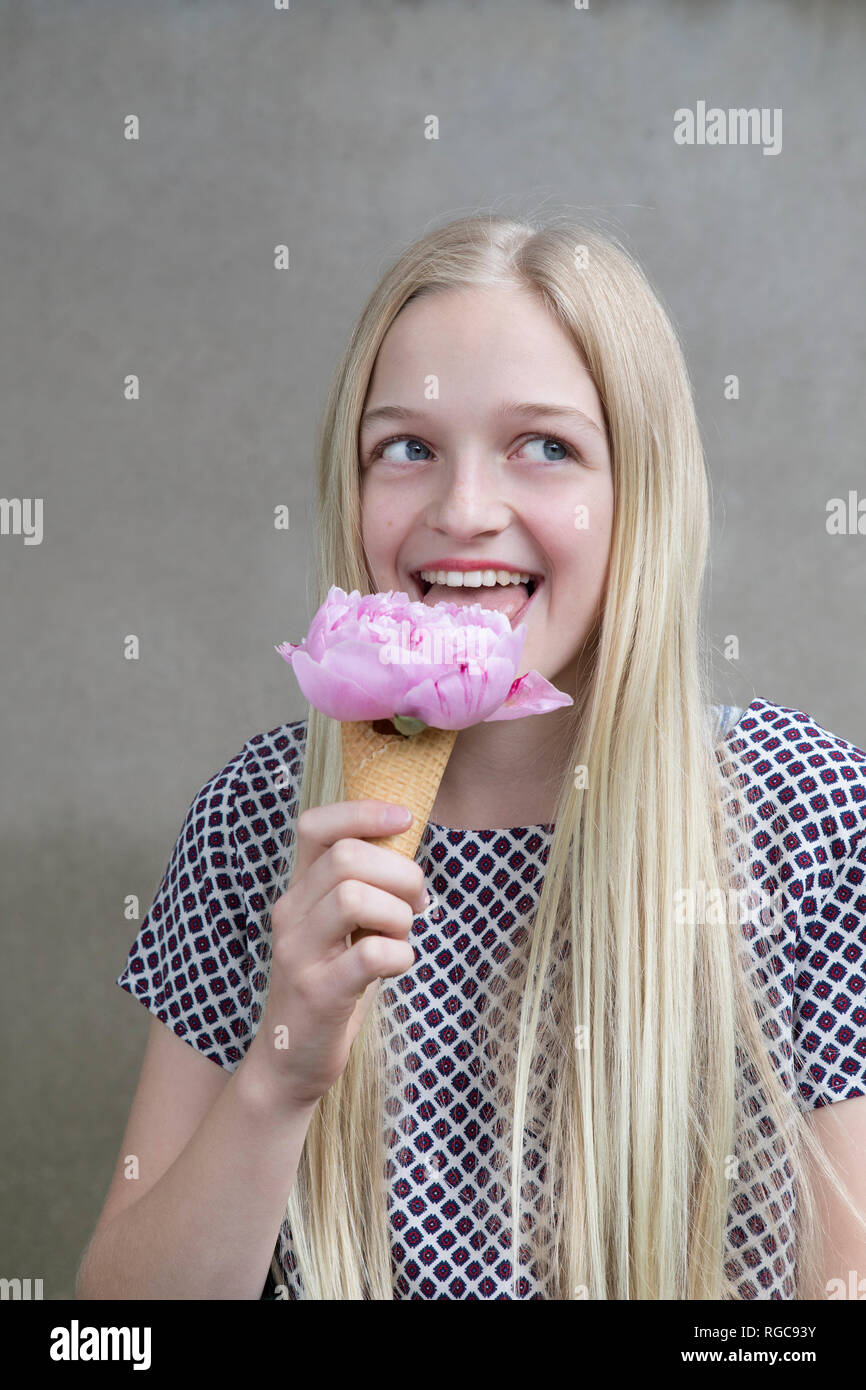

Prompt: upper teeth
[{"left": 418, "top": 569, "right": 535, "bottom": 587}]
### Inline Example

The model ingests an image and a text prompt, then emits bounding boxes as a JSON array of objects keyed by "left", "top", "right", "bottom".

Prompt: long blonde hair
[{"left": 269, "top": 210, "right": 864, "bottom": 1298}]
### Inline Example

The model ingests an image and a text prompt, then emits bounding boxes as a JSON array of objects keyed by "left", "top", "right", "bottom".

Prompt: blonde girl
[{"left": 81, "top": 211, "right": 866, "bottom": 1300}]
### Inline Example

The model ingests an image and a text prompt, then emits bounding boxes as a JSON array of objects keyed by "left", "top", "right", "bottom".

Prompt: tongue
[{"left": 421, "top": 582, "right": 529, "bottom": 621}]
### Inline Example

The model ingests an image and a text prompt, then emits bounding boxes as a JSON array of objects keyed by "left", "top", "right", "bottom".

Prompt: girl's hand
[{"left": 245, "top": 799, "right": 427, "bottom": 1112}]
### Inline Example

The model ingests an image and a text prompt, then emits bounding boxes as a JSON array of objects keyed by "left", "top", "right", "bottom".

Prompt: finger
[
  {"left": 332, "top": 932, "right": 417, "bottom": 1001},
  {"left": 345, "top": 893, "right": 428, "bottom": 951},
  {"left": 320, "top": 878, "right": 416, "bottom": 955},
  {"left": 293, "top": 799, "right": 414, "bottom": 879},
  {"left": 288, "top": 835, "right": 427, "bottom": 924}
]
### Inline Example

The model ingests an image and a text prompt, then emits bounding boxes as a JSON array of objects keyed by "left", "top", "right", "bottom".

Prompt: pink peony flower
[{"left": 275, "top": 586, "right": 572, "bottom": 731}]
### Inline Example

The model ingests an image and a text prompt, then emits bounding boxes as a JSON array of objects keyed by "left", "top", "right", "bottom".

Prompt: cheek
[
  {"left": 541, "top": 502, "right": 613, "bottom": 618},
  {"left": 565, "top": 486, "right": 613, "bottom": 572},
  {"left": 360, "top": 485, "right": 387, "bottom": 543},
  {"left": 361, "top": 489, "right": 405, "bottom": 584}
]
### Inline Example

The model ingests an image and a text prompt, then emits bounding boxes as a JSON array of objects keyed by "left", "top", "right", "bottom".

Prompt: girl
[{"left": 85, "top": 212, "right": 866, "bottom": 1300}]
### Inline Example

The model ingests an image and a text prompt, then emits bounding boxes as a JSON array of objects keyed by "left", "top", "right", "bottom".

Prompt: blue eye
[
  {"left": 369, "top": 433, "right": 579, "bottom": 464},
  {"left": 519, "top": 434, "right": 577, "bottom": 463},
  {"left": 371, "top": 436, "right": 433, "bottom": 463}
]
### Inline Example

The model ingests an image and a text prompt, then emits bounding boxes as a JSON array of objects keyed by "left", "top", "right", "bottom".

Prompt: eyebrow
[{"left": 359, "top": 399, "right": 606, "bottom": 439}]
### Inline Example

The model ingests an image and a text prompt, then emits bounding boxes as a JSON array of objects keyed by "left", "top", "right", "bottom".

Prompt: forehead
[
  {"left": 384, "top": 283, "right": 559, "bottom": 347},
  {"left": 366, "top": 284, "right": 597, "bottom": 406}
]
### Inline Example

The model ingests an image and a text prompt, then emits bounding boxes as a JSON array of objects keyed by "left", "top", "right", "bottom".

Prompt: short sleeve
[
  {"left": 793, "top": 829, "right": 866, "bottom": 1111},
  {"left": 116, "top": 746, "right": 257, "bottom": 1072}
]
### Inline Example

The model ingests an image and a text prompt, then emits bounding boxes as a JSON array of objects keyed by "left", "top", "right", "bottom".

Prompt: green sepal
[{"left": 391, "top": 714, "right": 428, "bottom": 736}]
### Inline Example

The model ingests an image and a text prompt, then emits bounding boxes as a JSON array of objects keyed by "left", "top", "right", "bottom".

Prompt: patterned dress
[{"left": 116, "top": 698, "right": 866, "bottom": 1298}]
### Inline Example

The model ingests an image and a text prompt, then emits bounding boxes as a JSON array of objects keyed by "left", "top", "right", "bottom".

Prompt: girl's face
[{"left": 358, "top": 284, "right": 614, "bottom": 694}]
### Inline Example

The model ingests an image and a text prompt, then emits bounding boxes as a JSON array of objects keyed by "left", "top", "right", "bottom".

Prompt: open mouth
[
  {"left": 408, "top": 570, "right": 543, "bottom": 624},
  {"left": 410, "top": 571, "right": 541, "bottom": 597}
]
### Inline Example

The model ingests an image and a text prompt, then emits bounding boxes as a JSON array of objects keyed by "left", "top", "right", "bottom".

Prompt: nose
[{"left": 426, "top": 455, "right": 511, "bottom": 538}]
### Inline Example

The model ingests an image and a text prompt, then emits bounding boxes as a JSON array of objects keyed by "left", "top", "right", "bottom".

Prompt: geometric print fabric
[{"left": 116, "top": 698, "right": 866, "bottom": 1298}]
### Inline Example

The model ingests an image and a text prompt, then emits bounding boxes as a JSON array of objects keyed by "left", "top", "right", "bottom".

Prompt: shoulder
[
  {"left": 226, "top": 717, "right": 309, "bottom": 891},
  {"left": 717, "top": 695, "right": 866, "bottom": 875},
  {"left": 233, "top": 717, "right": 308, "bottom": 818},
  {"left": 719, "top": 694, "right": 866, "bottom": 772},
  {"left": 172, "top": 717, "right": 309, "bottom": 868}
]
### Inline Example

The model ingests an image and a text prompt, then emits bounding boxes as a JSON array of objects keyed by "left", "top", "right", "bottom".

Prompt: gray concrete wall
[{"left": 2, "top": 0, "right": 864, "bottom": 1297}]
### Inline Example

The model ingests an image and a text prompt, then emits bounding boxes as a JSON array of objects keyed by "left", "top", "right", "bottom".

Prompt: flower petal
[
  {"left": 396, "top": 657, "right": 518, "bottom": 729},
  {"left": 275, "top": 587, "right": 573, "bottom": 727},
  {"left": 288, "top": 649, "right": 393, "bottom": 720},
  {"left": 482, "top": 669, "right": 574, "bottom": 720}
]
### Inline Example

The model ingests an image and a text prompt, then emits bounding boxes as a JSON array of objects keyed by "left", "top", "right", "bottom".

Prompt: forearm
[{"left": 76, "top": 1052, "right": 316, "bottom": 1301}]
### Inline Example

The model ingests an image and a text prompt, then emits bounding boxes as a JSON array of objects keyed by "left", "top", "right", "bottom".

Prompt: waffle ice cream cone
[
  {"left": 340, "top": 719, "right": 458, "bottom": 860},
  {"left": 340, "top": 719, "right": 458, "bottom": 950}
]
